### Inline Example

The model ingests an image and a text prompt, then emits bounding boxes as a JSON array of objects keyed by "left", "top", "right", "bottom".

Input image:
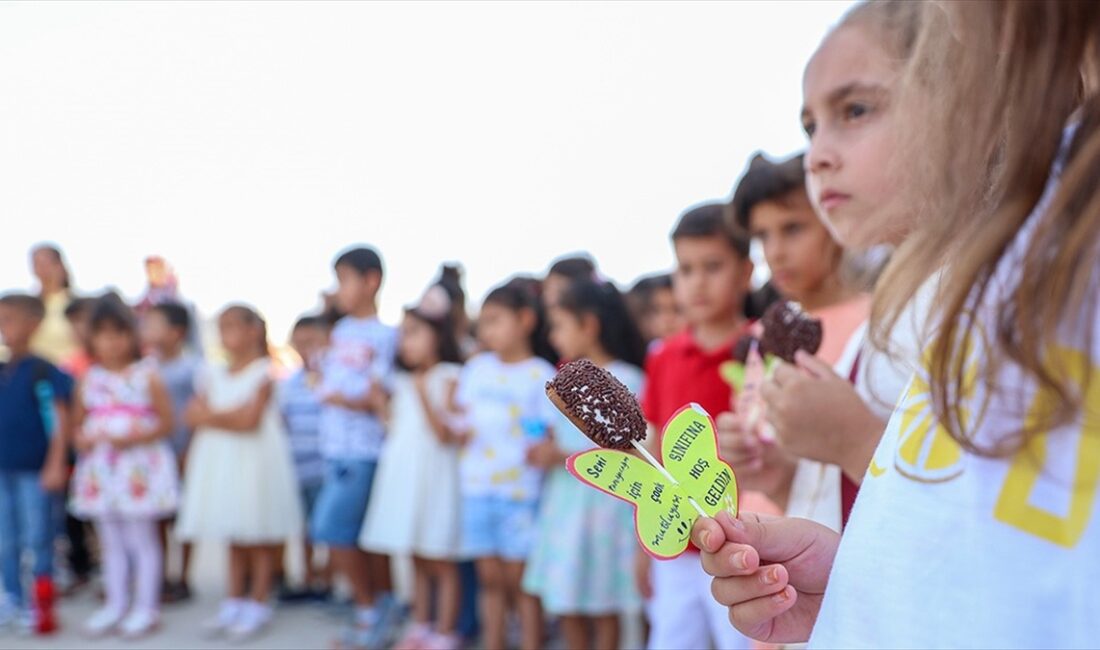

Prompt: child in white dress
[
  {"left": 70, "top": 297, "right": 179, "bottom": 639},
  {"left": 360, "top": 285, "right": 464, "bottom": 650},
  {"left": 175, "top": 305, "right": 302, "bottom": 642}
]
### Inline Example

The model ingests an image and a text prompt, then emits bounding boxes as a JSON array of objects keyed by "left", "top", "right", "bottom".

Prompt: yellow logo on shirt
[
  {"left": 868, "top": 325, "right": 1100, "bottom": 547},
  {"left": 893, "top": 373, "right": 966, "bottom": 482},
  {"left": 873, "top": 323, "right": 988, "bottom": 483},
  {"left": 994, "top": 345, "right": 1100, "bottom": 548}
]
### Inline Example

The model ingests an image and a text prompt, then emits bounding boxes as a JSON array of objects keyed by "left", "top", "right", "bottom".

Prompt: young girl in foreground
[
  {"left": 696, "top": 2, "right": 1100, "bottom": 647},
  {"left": 176, "top": 305, "right": 302, "bottom": 642}
]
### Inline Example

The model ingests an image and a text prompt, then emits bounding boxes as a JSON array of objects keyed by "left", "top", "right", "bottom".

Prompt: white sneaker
[
  {"left": 201, "top": 599, "right": 245, "bottom": 639},
  {"left": 0, "top": 599, "right": 19, "bottom": 630},
  {"left": 422, "top": 631, "right": 462, "bottom": 650},
  {"left": 119, "top": 608, "right": 159, "bottom": 639},
  {"left": 83, "top": 607, "right": 125, "bottom": 638},
  {"left": 226, "top": 601, "right": 271, "bottom": 643},
  {"left": 17, "top": 608, "right": 38, "bottom": 636}
]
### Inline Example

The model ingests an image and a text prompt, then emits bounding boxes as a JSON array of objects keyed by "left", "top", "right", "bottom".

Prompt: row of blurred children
[{"left": 0, "top": 137, "right": 860, "bottom": 650}]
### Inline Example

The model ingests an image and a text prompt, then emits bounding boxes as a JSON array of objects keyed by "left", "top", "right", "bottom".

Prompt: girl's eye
[
  {"left": 802, "top": 119, "right": 816, "bottom": 138},
  {"left": 844, "top": 102, "right": 871, "bottom": 121}
]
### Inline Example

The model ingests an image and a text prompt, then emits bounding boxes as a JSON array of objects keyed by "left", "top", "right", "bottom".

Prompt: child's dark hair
[
  {"left": 0, "top": 293, "right": 46, "bottom": 320},
  {"left": 400, "top": 306, "right": 464, "bottom": 371},
  {"left": 437, "top": 265, "right": 466, "bottom": 313},
  {"left": 730, "top": 153, "right": 807, "bottom": 230},
  {"left": 63, "top": 297, "right": 94, "bottom": 321},
  {"left": 151, "top": 301, "right": 191, "bottom": 336},
  {"left": 334, "top": 246, "right": 384, "bottom": 278},
  {"left": 745, "top": 281, "right": 783, "bottom": 321},
  {"left": 436, "top": 264, "right": 471, "bottom": 340},
  {"left": 671, "top": 202, "right": 751, "bottom": 258},
  {"left": 548, "top": 255, "right": 597, "bottom": 282},
  {"left": 222, "top": 304, "right": 270, "bottom": 358},
  {"left": 293, "top": 314, "right": 331, "bottom": 332},
  {"left": 483, "top": 278, "right": 557, "bottom": 365},
  {"left": 628, "top": 273, "right": 673, "bottom": 315},
  {"left": 88, "top": 295, "right": 142, "bottom": 362},
  {"left": 557, "top": 279, "right": 647, "bottom": 369}
]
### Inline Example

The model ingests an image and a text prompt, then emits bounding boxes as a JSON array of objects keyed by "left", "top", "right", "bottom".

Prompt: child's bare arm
[
  {"left": 417, "top": 375, "right": 458, "bottom": 443},
  {"left": 201, "top": 381, "right": 274, "bottom": 433},
  {"left": 145, "top": 375, "right": 175, "bottom": 440},
  {"left": 71, "top": 381, "right": 96, "bottom": 452},
  {"left": 40, "top": 398, "right": 70, "bottom": 491}
]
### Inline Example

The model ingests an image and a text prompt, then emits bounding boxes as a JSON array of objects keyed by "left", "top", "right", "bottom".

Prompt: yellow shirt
[{"left": 30, "top": 291, "right": 77, "bottom": 365}]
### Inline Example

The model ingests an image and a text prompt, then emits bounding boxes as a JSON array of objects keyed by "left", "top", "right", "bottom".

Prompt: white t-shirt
[
  {"left": 854, "top": 283, "right": 935, "bottom": 422},
  {"left": 317, "top": 316, "right": 397, "bottom": 461},
  {"left": 810, "top": 134, "right": 1099, "bottom": 648},
  {"left": 455, "top": 352, "right": 557, "bottom": 501}
]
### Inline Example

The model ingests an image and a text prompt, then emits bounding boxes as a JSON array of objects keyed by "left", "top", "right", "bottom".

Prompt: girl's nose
[{"left": 806, "top": 132, "right": 840, "bottom": 174}]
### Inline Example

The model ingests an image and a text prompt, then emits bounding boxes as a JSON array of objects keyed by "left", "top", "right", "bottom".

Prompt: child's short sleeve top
[
  {"left": 811, "top": 126, "right": 1100, "bottom": 648},
  {"left": 0, "top": 356, "right": 72, "bottom": 471},
  {"left": 318, "top": 316, "right": 397, "bottom": 461},
  {"left": 455, "top": 353, "right": 557, "bottom": 501}
]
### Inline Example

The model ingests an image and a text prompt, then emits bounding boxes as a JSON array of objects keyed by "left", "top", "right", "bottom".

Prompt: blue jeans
[
  {"left": 0, "top": 471, "right": 53, "bottom": 605},
  {"left": 310, "top": 460, "right": 377, "bottom": 547}
]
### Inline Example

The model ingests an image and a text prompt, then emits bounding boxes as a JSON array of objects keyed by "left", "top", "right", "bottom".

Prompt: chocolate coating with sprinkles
[
  {"left": 759, "top": 301, "right": 823, "bottom": 363},
  {"left": 545, "top": 359, "right": 647, "bottom": 450}
]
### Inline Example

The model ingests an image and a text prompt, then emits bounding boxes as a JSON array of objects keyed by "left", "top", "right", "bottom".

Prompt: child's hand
[
  {"left": 40, "top": 460, "right": 67, "bottom": 493},
  {"left": 717, "top": 411, "right": 798, "bottom": 503},
  {"left": 184, "top": 397, "right": 211, "bottom": 429},
  {"left": 111, "top": 424, "right": 148, "bottom": 450},
  {"left": 717, "top": 410, "right": 765, "bottom": 472},
  {"left": 73, "top": 430, "right": 100, "bottom": 453},
  {"left": 525, "top": 438, "right": 564, "bottom": 469},
  {"left": 692, "top": 510, "right": 840, "bottom": 644},
  {"left": 322, "top": 393, "right": 350, "bottom": 409},
  {"left": 760, "top": 351, "right": 885, "bottom": 480}
]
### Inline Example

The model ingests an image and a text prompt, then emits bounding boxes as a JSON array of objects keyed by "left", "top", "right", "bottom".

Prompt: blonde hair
[{"left": 870, "top": 2, "right": 1100, "bottom": 455}]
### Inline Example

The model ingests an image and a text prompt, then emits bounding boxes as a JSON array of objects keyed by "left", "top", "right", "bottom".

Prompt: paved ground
[
  {"left": 4, "top": 540, "right": 337, "bottom": 650},
  {"left": 5, "top": 588, "right": 340, "bottom": 650},
  {"left": 3, "top": 540, "right": 644, "bottom": 650}
]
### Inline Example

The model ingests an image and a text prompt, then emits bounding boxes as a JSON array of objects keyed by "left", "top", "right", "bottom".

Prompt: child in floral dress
[{"left": 70, "top": 297, "right": 179, "bottom": 638}]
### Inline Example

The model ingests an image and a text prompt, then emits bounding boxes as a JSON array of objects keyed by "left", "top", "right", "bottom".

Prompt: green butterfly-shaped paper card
[{"left": 566, "top": 403, "right": 738, "bottom": 560}]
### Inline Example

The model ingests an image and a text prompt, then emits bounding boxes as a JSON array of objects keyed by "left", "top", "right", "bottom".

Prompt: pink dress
[{"left": 69, "top": 362, "right": 180, "bottom": 520}]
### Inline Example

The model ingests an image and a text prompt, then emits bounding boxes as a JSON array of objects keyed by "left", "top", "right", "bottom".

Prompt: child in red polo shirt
[{"left": 640, "top": 203, "right": 754, "bottom": 650}]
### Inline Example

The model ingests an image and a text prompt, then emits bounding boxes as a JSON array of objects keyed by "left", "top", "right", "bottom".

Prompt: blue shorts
[
  {"left": 310, "top": 460, "right": 377, "bottom": 547},
  {"left": 461, "top": 495, "right": 538, "bottom": 561}
]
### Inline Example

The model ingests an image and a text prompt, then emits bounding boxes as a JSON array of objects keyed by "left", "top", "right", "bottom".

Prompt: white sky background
[{"left": 0, "top": 0, "right": 852, "bottom": 344}]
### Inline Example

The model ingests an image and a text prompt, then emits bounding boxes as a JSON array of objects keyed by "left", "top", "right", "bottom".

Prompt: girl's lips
[{"left": 819, "top": 191, "right": 851, "bottom": 211}]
